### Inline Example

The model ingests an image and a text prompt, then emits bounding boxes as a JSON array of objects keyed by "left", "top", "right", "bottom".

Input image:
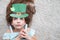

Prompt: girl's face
[{"left": 11, "top": 17, "right": 26, "bottom": 29}]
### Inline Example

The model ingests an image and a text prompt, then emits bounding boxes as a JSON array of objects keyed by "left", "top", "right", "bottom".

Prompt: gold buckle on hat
[{"left": 16, "top": 12, "right": 21, "bottom": 16}]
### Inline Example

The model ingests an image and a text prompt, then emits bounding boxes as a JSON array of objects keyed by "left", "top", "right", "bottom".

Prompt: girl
[{"left": 3, "top": 0, "right": 36, "bottom": 40}]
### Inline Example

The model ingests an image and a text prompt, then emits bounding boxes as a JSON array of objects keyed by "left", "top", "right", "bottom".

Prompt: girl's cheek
[
  {"left": 23, "top": 21, "right": 26, "bottom": 25},
  {"left": 13, "top": 20, "right": 17, "bottom": 23}
]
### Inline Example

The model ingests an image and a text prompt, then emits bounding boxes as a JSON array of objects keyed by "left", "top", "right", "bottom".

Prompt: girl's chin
[
  {"left": 14, "top": 26, "right": 24, "bottom": 29},
  {"left": 15, "top": 27, "right": 22, "bottom": 29}
]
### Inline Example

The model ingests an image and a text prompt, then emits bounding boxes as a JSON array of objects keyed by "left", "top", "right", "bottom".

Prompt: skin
[{"left": 6, "top": 17, "right": 37, "bottom": 40}]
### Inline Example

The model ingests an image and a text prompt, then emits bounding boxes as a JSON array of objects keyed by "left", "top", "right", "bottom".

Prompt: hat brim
[{"left": 10, "top": 13, "right": 29, "bottom": 18}]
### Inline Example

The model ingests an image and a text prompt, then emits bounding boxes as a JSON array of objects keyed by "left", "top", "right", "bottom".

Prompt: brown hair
[{"left": 6, "top": 0, "right": 36, "bottom": 28}]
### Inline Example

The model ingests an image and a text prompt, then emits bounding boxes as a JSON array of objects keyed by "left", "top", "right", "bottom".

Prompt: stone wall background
[{"left": 0, "top": 0, "right": 60, "bottom": 40}]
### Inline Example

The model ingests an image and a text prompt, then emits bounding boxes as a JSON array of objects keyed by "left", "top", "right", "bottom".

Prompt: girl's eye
[
  {"left": 13, "top": 18, "right": 18, "bottom": 20},
  {"left": 20, "top": 18, "right": 24, "bottom": 20},
  {"left": 13, "top": 18, "right": 24, "bottom": 20}
]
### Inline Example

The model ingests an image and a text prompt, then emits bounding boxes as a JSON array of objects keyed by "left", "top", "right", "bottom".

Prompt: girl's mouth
[{"left": 16, "top": 25, "right": 21, "bottom": 26}]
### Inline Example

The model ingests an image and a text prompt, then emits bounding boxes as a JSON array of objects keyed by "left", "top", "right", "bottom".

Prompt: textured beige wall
[
  {"left": 0, "top": 0, "right": 60, "bottom": 40},
  {"left": 0, "top": 0, "right": 10, "bottom": 38}
]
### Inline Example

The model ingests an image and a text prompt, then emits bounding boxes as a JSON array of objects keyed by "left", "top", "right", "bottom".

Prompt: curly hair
[{"left": 6, "top": 0, "right": 36, "bottom": 28}]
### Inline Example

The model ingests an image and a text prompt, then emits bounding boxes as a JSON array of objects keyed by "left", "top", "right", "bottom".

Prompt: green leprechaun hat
[{"left": 10, "top": 3, "right": 29, "bottom": 18}]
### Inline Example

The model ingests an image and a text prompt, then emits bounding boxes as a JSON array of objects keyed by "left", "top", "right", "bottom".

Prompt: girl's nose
[{"left": 17, "top": 18, "right": 21, "bottom": 23}]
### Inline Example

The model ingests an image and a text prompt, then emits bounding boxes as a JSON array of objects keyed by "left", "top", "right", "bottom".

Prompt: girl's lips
[{"left": 16, "top": 25, "right": 21, "bottom": 26}]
